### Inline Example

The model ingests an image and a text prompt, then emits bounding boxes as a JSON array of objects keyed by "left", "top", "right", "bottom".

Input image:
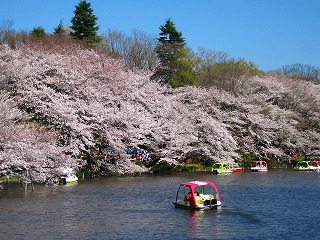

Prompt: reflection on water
[
  {"left": 0, "top": 170, "right": 319, "bottom": 239},
  {"left": 186, "top": 210, "right": 223, "bottom": 239},
  {"left": 187, "top": 210, "right": 205, "bottom": 238}
]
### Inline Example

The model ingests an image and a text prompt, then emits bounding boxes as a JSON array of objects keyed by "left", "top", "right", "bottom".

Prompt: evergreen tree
[
  {"left": 157, "top": 18, "right": 185, "bottom": 44},
  {"left": 153, "top": 18, "right": 195, "bottom": 87},
  {"left": 54, "top": 20, "right": 66, "bottom": 35},
  {"left": 31, "top": 26, "right": 46, "bottom": 38},
  {"left": 70, "top": 0, "right": 100, "bottom": 44}
]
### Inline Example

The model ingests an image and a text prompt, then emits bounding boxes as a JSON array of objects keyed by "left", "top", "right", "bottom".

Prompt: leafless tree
[
  {"left": 279, "top": 64, "right": 319, "bottom": 84},
  {"left": 102, "top": 29, "right": 158, "bottom": 71},
  {"left": 0, "top": 20, "right": 30, "bottom": 49}
]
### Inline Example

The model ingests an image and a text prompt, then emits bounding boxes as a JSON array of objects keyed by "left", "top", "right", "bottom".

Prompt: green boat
[
  {"left": 211, "top": 162, "right": 232, "bottom": 174},
  {"left": 294, "top": 160, "right": 320, "bottom": 171}
]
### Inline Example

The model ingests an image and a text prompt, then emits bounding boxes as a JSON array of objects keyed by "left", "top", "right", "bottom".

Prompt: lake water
[{"left": 0, "top": 169, "right": 319, "bottom": 240}]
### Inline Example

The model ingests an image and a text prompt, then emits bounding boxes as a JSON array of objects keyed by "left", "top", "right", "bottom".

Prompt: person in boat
[
  {"left": 185, "top": 191, "right": 200, "bottom": 201},
  {"left": 185, "top": 192, "right": 193, "bottom": 202}
]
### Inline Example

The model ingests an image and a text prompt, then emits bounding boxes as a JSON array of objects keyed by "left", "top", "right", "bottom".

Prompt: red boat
[
  {"left": 172, "top": 181, "right": 221, "bottom": 210},
  {"left": 232, "top": 167, "right": 243, "bottom": 173}
]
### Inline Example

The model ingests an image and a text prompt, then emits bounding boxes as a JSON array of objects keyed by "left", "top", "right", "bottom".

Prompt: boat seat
[
  {"left": 199, "top": 194, "right": 214, "bottom": 200},
  {"left": 204, "top": 199, "right": 217, "bottom": 206},
  {"left": 195, "top": 196, "right": 203, "bottom": 204}
]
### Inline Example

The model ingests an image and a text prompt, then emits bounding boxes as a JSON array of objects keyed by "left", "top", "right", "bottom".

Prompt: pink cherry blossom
[{"left": 1, "top": 43, "right": 319, "bottom": 183}]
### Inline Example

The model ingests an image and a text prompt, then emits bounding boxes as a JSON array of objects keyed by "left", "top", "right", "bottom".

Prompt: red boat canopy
[{"left": 179, "top": 181, "right": 221, "bottom": 201}]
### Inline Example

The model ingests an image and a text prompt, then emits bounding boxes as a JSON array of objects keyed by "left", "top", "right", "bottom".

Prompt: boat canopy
[
  {"left": 252, "top": 160, "right": 267, "bottom": 167},
  {"left": 178, "top": 181, "right": 221, "bottom": 201}
]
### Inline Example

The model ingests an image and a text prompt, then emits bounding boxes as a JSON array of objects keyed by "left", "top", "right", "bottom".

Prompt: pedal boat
[
  {"left": 58, "top": 174, "right": 78, "bottom": 184},
  {"left": 232, "top": 167, "right": 243, "bottom": 173},
  {"left": 57, "top": 168, "right": 78, "bottom": 184},
  {"left": 173, "top": 181, "right": 221, "bottom": 210},
  {"left": 211, "top": 162, "right": 232, "bottom": 174},
  {"left": 294, "top": 160, "right": 320, "bottom": 171},
  {"left": 250, "top": 160, "right": 268, "bottom": 172}
]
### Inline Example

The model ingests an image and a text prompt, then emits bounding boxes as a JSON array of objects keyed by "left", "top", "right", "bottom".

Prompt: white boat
[
  {"left": 57, "top": 168, "right": 78, "bottom": 184},
  {"left": 310, "top": 160, "right": 320, "bottom": 171},
  {"left": 250, "top": 160, "right": 268, "bottom": 172},
  {"left": 58, "top": 174, "right": 78, "bottom": 184}
]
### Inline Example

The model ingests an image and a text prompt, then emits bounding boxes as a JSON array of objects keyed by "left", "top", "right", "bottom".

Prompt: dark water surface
[{"left": 1, "top": 169, "right": 319, "bottom": 239}]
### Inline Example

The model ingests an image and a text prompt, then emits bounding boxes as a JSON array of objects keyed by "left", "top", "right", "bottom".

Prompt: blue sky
[{"left": 1, "top": 0, "right": 319, "bottom": 71}]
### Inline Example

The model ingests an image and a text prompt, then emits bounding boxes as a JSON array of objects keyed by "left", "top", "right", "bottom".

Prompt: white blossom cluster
[{"left": 0, "top": 43, "right": 319, "bottom": 182}]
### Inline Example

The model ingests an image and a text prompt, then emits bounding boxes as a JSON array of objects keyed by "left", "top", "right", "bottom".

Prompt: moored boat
[
  {"left": 232, "top": 167, "right": 243, "bottom": 173},
  {"left": 310, "top": 160, "right": 320, "bottom": 171},
  {"left": 250, "top": 160, "right": 268, "bottom": 172},
  {"left": 211, "top": 162, "right": 232, "bottom": 174},
  {"left": 172, "top": 181, "right": 221, "bottom": 210},
  {"left": 58, "top": 174, "right": 78, "bottom": 184},
  {"left": 57, "top": 167, "right": 78, "bottom": 184},
  {"left": 294, "top": 160, "right": 320, "bottom": 171}
]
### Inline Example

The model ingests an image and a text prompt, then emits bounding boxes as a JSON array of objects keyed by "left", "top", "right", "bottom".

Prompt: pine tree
[
  {"left": 153, "top": 18, "right": 195, "bottom": 87},
  {"left": 157, "top": 18, "right": 185, "bottom": 44},
  {"left": 31, "top": 26, "right": 46, "bottom": 38},
  {"left": 70, "top": 0, "right": 100, "bottom": 44},
  {"left": 54, "top": 20, "right": 66, "bottom": 35}
]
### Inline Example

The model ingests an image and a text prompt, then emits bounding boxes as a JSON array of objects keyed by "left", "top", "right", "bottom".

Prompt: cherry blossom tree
[{"left": 1, "top": 42, "right": 319, "bottom": 183}]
